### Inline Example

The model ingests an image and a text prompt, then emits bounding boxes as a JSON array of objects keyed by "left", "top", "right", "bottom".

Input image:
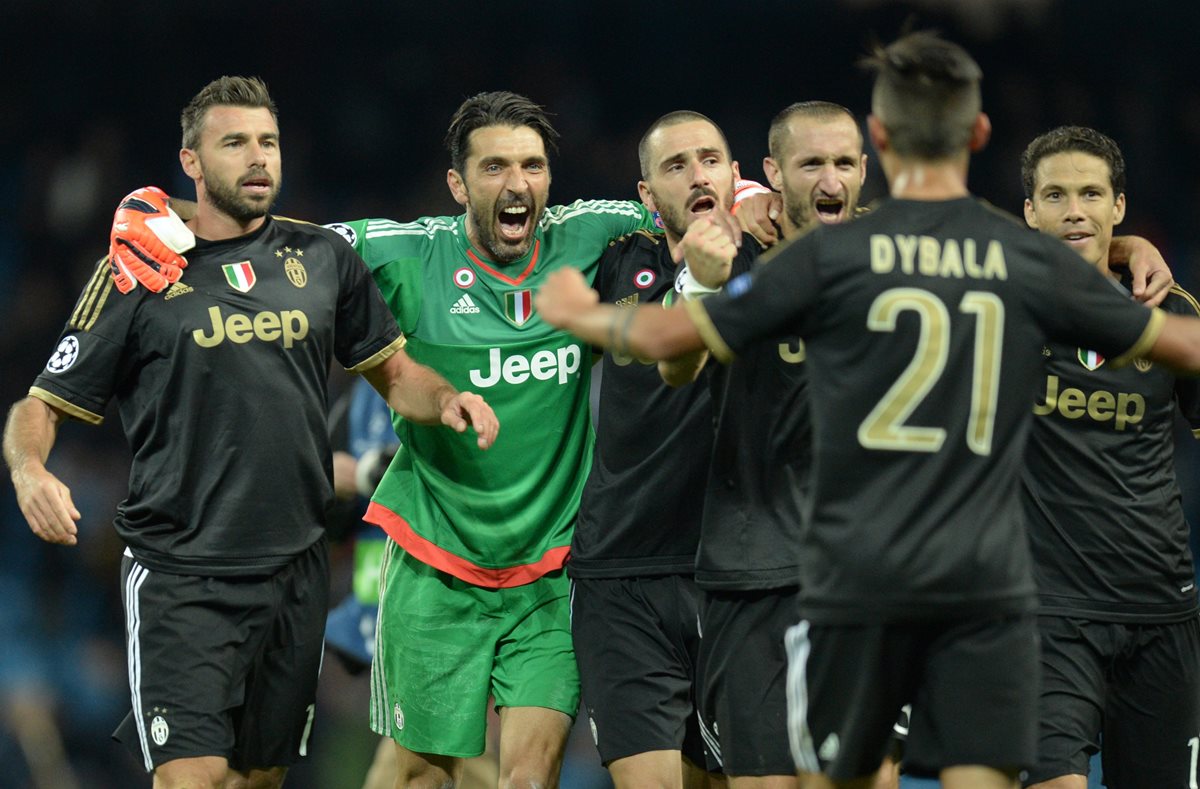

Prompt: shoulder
[
  {"left": 1164, "top": 284, "right": 1200, "bottom": 318},
  {"left": 605, "top": 228, "right": 663, "bottom": 255},
  {"left": 540, "top": 199, "right": 646, "bottom": 228},
  {"left": 325, "top": 216, "right": 462, "bottom": 269}
]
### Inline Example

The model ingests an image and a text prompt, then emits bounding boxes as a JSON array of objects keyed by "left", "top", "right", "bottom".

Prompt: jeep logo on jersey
[
  {"left": 1033, "top": 374, "right": 1145, "bottom": 430},
  {"left": 222, "top": 261, "right": 257, "bottom": 292},
  {"left": 504, "top": 290, "right": 534, "bottom": 326},
  {"left": 468, "top": 345, "right": 582, "bottom": 387},
  {"left": 192, "top": 305, "right": 309, "bottom": 348}
]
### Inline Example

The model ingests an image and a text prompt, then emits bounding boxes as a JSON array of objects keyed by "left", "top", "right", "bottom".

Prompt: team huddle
[{"left": 5, "top": 29, "right": 1200, "bottom": 789}]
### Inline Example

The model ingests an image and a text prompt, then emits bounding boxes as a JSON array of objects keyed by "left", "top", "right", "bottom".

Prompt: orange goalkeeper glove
[{"left": 108, "top": 187, "right": 195, "bottom": 294}]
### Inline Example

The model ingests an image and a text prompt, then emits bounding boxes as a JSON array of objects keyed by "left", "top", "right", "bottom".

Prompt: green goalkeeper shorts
[{"left": 369, "top": 540, "right": 579, "bottom": 757}]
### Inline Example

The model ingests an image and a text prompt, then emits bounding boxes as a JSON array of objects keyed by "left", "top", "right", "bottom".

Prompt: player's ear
[
  {"left": 731, "top": 160, "right": 741, "bottom": 181},
  {"left": 858, "top": 153, "right": 868, "bottom": 186},
  {"left": 637, "top": 181, "right": 657, "bottom": 213},
  {"left": 1113, "top": 192, "right": 1126, "bottom": 226},
  {"left": 968, "top": 113, "right": 992, "bottom": 153},
  {"left": 763, "top": 157, "right": 784, "bottom": 192},
  {"left": 180, "top": 148, "right": 201, "bottom": 180},
  {"left": 867, "top": 115, "right": 889, "bottom": 154},
  {"left": 1023, "top": 198, "right": 1039, "bottom": 230},
  {"left": 447, "top": 169, "right": 469, "bottom": 207}
]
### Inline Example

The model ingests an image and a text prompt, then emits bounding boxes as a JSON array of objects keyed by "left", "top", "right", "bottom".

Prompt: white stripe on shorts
[
  {"left": 370, "top": 540, "right": 396, "bottom": 737},
  {"left": 785, "top": 619, "right": 819, "bottom": 773},
  {"left": 123, "top": 561, "right": 153, "bottom": 771},
  {"left": 698, "top": 712, "right": 723, "bottom": 768}
]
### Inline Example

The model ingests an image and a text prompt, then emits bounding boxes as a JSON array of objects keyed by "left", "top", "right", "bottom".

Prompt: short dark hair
[
  {"left": 638, "top": 110, "right": 730, "bottom": 179},
  {"left": 768, "top": 101, "right": 861, "bottom": 161},
  {"left": 181, "top": 76, "right": 277, "bottom": 150},
  {"left": 444, "top": 91, "right": 560, "bottom": 173},
  {"left": 861, "top": 31, "right": 982, "bottom": 160},
  {"left": 1020, "top": 125, "right": 1126, "bottom": 199}
]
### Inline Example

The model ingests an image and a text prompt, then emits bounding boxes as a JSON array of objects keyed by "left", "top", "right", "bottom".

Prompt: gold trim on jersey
[
  {"left": 348, "top": 334, "right": 408, "bottom": 374},
  {"left": 1170, "top": 285, "right": 1200, "bottom": 318},
  {"left": 28, "top": 387, "right": 103, "bottom": 425},
  {"left": 1110, "top": 308, "right": 1166, "bottom": 369},
  {"left": 684, "top": 300, "right": 734, "bottom": 363},
  {"left": 69, "top": 258, "right": 115, "bottom": 332}
]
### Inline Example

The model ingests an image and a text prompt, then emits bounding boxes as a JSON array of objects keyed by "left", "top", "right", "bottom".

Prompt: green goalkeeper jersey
[{"left": 330, "top": 201, "right": 657, "bottom": 588}]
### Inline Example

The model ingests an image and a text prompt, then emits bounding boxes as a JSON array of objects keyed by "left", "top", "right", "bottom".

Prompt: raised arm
[
  {"left": 361, "top": 350, "right": 499, "bottom": 450},
  {"left": 3, "top": 398, "right": 81, "bottom": 545}
]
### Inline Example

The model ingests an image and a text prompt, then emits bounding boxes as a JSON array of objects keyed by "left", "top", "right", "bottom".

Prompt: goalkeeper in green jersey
[{"left": 330, "top": 92, "right": 662, "bottom": 786}]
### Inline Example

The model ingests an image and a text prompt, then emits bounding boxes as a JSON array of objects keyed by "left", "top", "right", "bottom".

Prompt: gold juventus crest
[{"left": 276, "top": 246, "right": 308, "bottom": 288}]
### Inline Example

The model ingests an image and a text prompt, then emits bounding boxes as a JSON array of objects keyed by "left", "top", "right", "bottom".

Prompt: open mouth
[
  {"left": 688, "top": 195, "right": 717, "bottom": 216},
  {"left": 497, "top": 204, "right": 531, "bottom": 241},
  {"left": 1062, "top": 231, "right": 1092, "bottom": 245},
  {"left": 242, "top": 176, "right": 272, "bottom": 196},
  {"left": 814, "top": 197, "right": 844, "bottom": 222}
]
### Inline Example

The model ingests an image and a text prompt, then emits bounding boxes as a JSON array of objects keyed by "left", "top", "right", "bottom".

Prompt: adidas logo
[
  {"left": 450, "top": 294, "right": 480, "bottom": 314},
  {"left": 164, "top": 281, "right": 194, "bottom": 301}
]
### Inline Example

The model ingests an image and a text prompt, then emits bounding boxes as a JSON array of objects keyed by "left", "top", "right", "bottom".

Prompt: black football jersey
[
  {"left": 696, "top": 237, "right": 809, "bottom": 590},
  {"left": 1022, "top": 279, "right": 1200, "bottom": 622},
  {"left": 571, "top": 231, "right": 713, "bottom": 577},
  {"left": 688, "top": 197, "right": 1161, "bottom": 623},
  {"left": 30, "top": 216, "right": 404, "bottom": 575}
]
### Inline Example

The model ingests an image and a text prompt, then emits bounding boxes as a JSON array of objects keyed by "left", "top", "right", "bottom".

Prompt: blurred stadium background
[{"left": 2, "top": 0, "right": 1197, "bottom": 786}]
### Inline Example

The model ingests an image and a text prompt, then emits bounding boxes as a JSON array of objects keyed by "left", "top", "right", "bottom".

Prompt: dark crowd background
[{"left": 2, "top": 0, "right": 1199, "bottom": 786}]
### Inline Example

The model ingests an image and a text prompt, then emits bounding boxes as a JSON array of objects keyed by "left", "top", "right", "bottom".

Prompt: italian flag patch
[
  {"left": 1077, "top": 348, "right": 1105, "bottom": 370},
  {"left": 504, "top": 290, "right": 534, "bottom": 327},
  {"left": 222, "top": 261, "right": 257, "bottom": 293}
]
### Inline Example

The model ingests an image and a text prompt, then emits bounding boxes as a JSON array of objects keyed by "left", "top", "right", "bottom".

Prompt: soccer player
[
  {"left": 3, "top": 77, "right": 498, "bottom": 789},
  {"left": 1019, "top": 126, "right": 1200, "bottom": 789},
  {"left": 534, "top": 31, "right": 1200, "bottom": 789},
  {"left": 567, "top": 109, "right": 739, "bottom": 789},
  {"left": 105, "top": 90, "right": 803, "bottom": 788},
  {"left": 677, "top": 101, "right": 890, "bottom": 789}
]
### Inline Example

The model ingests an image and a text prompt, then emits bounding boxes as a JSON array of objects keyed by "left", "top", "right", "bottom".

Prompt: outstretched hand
[{"left": 440, "top": 392, "right": 499, "bottom": 450}]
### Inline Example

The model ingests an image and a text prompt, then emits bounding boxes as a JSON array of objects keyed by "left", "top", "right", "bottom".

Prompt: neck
[
  {"left": 664, "top": 231, "right": 683, "bottom": 263},
  {"left": 191, "top": 200, "right": 265, "bottom": 241},
  {"left": 885, "top": 152, "right": 970, "bottom": 201},
  {"left": 780, "top": 215, "right": 800, "bottom": 239}
]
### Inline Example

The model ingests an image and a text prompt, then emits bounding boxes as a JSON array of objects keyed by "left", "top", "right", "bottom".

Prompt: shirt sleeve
[
  {"left": 686, "top": 232, "right": 823, "bottom": 363},
  {"left": 1164, "top": 286, "right": 1200, "bottom": 434},
  {"left": 29, "top": 258, "right": 136, "bottom": 424},
  {"left": 328, "top": 231, "right": 406, "bottom": 373},
  {"left": 1034, "top": 240, "right": 1159, "bottom": 366}
]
